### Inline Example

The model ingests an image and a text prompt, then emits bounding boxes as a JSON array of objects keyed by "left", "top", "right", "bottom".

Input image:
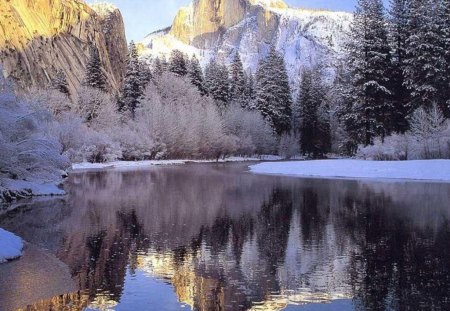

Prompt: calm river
[{"left": 1, "top": 163, "right": 449, "bottom": 310}]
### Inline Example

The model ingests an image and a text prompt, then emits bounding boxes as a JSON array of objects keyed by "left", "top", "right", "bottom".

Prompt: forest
[{"left": 1, "top": 0, "right": 450, "bottom": 191}]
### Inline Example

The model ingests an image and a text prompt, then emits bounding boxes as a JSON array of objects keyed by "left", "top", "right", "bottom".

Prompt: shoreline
[{"left": 249, "top": 159, "right": 450, "bottom": 183}]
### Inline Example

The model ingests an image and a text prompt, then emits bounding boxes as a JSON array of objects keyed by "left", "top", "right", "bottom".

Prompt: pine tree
[
  {"left": 188, "top": 55, "right": 207, "bottom": 96},
  {"left": 437, "top": 0, "right": 450, "bottom": 116},
  {"left": 229, "top": 53, "right": 246, "bottom": 104},
  {"left": 139, "top": 60, "right": 153, "bottom": 88},
  {"left": 122, "top": 41, "right": 144, "bottom": 118},
  {"left": 255, "top": 46, "right": 292, "bottom": 135},
  {"left": 404, "top": 0, "right": 442, "bottom": 112},
  {"left": 205, "top": 59, "right": 230, "bottom": 107},
  {"left": 153, "top": 57, "right": 164, "bottom": 76},
  {"left": 296, "top": 68, "right": 331, "bottom": 157},
  {"left": 346, "top": 0, "right": 393, "bottom": 145},
  {"left": 388, "top": 0, "right": 410, "bottom": 132},
  {"left": 242, "top": 72, "right": 256, "bottom": 109},
  {"left": 168, "top": 50, "right": 188, "bottom": 76},
  {"left": 85, "top": 45, "right": 107, "bottom": 91},
  {"left": 51, "top": 70, "right": 70, "bottom": 96}
]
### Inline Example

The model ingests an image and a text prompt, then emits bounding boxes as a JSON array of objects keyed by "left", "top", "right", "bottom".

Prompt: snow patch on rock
[
  {"left": 0, "top": 228, "right": 24, "bottom": 263},
  {"left": 90, "top": 2, "right": 119, "bottom": 17}
]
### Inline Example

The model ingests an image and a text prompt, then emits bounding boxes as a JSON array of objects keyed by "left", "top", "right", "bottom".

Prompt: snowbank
[
  {"left": 72, "top": 156, "right": 282, "bottom": 171},
  {"left": 0, "top": 228, "right": 24, "bottom": 263},
  {"left": 0, "top": 179, "right": 65, "bottom": 203},
  {"left": 250, "top": 160, "right": 450, "bottom": 182}
]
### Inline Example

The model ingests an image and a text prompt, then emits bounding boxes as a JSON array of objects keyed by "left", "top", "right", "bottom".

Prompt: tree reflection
[{"left": 1, "top": 165, "right": 450, "bottom": 311}]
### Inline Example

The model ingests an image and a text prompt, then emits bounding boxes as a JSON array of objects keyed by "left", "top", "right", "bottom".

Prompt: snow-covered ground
[
  {"left": 72, "top": 156, "right": 283, "bottom": 171},
  {"left": 250, "top": 160, "right": 450, "bottom": 182},
  {"left": 0, "top": 179, "right": 65, "bottom": 203},
  {"left": 0, "top": 228, "right": 24, "bottom": 263}
]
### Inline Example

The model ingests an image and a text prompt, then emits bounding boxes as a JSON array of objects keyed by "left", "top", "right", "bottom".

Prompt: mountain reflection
[{"left": 1, "top": 164, "right": 450, "bottom": 311}]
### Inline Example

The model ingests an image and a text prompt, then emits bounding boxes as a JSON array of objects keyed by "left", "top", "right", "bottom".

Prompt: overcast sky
[{"left": 93, "top": 0, "right": 365, "bottom": 42}]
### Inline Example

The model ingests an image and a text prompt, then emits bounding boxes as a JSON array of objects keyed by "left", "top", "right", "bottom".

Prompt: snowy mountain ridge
[{"left": 139, "top": 0, "right": 352, "bottom": 87}]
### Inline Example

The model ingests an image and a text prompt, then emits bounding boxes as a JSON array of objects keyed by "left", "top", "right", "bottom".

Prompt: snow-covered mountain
[{"left": 139, "top": 0, "right": 352, "bottom": 86}]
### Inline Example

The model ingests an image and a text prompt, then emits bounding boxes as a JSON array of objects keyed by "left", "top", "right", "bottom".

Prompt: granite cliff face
[
  {"left": 0, "top": 0, "right": 128, "bottom": 95},
  {"left": 141, "top": 0, "right": 352, "bottom": 86}
]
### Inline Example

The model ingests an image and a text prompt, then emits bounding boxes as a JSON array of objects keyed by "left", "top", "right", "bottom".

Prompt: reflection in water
[{"left": 1, "top": 163, "right": 450, "bottom": 310}]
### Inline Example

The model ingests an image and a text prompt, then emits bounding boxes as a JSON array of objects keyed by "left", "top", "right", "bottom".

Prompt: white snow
[
  {"left": 0, "top": 228, "right": 24, "bottom": 263},
  {"left": 90, "top": 2, "right": 118, "bottom": 17},
  {"left": 139, "top": 0, "right": 352, "bottom": 87},
  {"left": 71, "top": 157, "right": 274, "bottom": 171},
  {"left": 1, "top": 179, "right": 65, "bottom": 196},
  {"left": 249, "top": 160, "right": 450, "bottom": 182}
]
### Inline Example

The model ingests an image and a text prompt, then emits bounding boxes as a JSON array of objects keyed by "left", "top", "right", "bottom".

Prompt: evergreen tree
[
  {"left": 153, "top": 57, "right": 164, "bottom": 76},
  {"left": 168, "top": 50, "right": 188, "bottom": 76},
  {"left": 296, "top": 68, "right": 331, "bottom": 157},
  {"left": 205, "top": 59, "right": 230, "bottom": 107},
  {"left": 255, "top": 46, "right": 292, "bottom": 135},
  {"left": 404, "top": 0, "right": 442, "bottom": 112},
  {"left": 160, "top": 57, "right": 169, "bottom": 72},
  {"left": 139, "top": 60, "right": 153, "bottom": 88},
  {"left": 122, "top": 41, "right": 144, "bottom": 118},
  {"left": 85, "top": 45, "right": 107, "bottom": 91},
  {"left": 51, "top": 70, "right": 70, "bottom": 96},
  {"left": 242, "top": 72, "right": 256, "bottom": 110},
  {"left": 437, "top": 0, "right": 450, "bottom": 116},
  {"left": 388, "top": 0, "right": 410, "bottom": 131},
  {"left": 346, "top": 0, "right": 393, "bottom": 145},
  {"left": 188, "top": 55, "right": 207, "bottom": 96},
  {"left": 229, "top": 53, "right": 246, "bottom": 104}
]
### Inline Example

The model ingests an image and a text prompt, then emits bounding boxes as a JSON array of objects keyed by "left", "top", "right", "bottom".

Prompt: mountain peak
[
  {"left": 140, "top": 0, "right": 352, "bottom": 88},
  {"left": 90, "top": 2, "right": 120, "bottom": 17},
  {"left": 249, "top": 0, "right": 288, "bottom": 9}
]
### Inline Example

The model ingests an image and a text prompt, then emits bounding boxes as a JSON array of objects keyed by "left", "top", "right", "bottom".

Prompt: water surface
[{"left": 1, "top": 163, "right": 449, "bottom": 310}]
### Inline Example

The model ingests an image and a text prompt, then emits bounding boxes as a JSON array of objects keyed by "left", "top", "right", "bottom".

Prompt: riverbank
[
  {"left": 0, "top": 179, "right": 65, "bottom": 204},
  {"left": 250, "top": 159, "right": 450, "bottom": 182},
  {"left": 71, "top": 156, "right": 283, "bottom": 171}
]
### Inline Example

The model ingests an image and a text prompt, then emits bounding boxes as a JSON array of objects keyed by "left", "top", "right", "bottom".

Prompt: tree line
[
  {"left": 49, "top": 0, "right": 450, "bottom": 161},
  {"left": 340, "top": 0, "right": 450, "bottom": 154}
]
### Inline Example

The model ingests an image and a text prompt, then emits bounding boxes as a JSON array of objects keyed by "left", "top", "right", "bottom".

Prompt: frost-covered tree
[
  {"left": 205, "top": 59, "right": 230, "bottom": 108},
  {"left": 242, "top": 72, "right": 256, "bottom": 110},
  {"left": 51, "top": 70, "right": 70, "bottom": 96},
  {"left": 296, "top": 68, "right": 331, "bottom": 157},
  {"left": 122, "top": 41, "right": 143, "bottom": 117},
  {"left": 0, "top": 70, "right": 69, "bottom": 189},
  {"left": 85, "top": 45, "right": 107, "bottom": 91},
  {"left": 436, "top": 0, "right": 450, "bottom": 116},
  {"left": 410, "top": 103, "right": 448, "bottom": 158},
  {"left": 229, "top": 53, "right": 246, "bottom": 104},
  {"left": 255, "top": 46, "right": 292, "bottom": 135},
  {"left": 223, "top": 104, "right": 277, "bottom": 155},
  {"left": 153, "top": 57, "right": 164, "bottom": 76},
  {"left": 77, "top": 86, "right": 119, "bottom": 128},
  {"left": 346, "top": 0, "right": 393, "bottom": 145},
  {"left": 404, "top": 0, "right": 442, "bottom": 113},
  {"left": 388, "top": 0, "right": 410, "bottom": 132},
  {"left": 188, "top": 55, "right": 207, "bottom": 96},
  {"left": 131, "top": 72, "right": 231, "bottom": 159},
  {"left": 122, "top": 41, "right": 151, "bottom": 118},
  {"left": 139, "top": 60, "right": 153, "bottom": 88},
  {"left": 168, "top": 50, "right": 188, "bottom": 76},
  {"left": 28, "top": 87, "right": 73, "bottom": 117},
  {"left": 278, "top": 132, "right": 301, "bottom": 159}
]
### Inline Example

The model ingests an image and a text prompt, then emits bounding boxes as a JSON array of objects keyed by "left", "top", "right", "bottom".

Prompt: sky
[{"left": 93, "top": 0, "right": 362, "bottom": 42}]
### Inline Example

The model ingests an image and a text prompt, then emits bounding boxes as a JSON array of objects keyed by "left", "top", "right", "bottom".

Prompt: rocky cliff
[
  {"left": 140, "top": 0, "right": 352, "bottom": 87},
  {"left": 0, "top": 0, "right": 128, "bottom": 96}
]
